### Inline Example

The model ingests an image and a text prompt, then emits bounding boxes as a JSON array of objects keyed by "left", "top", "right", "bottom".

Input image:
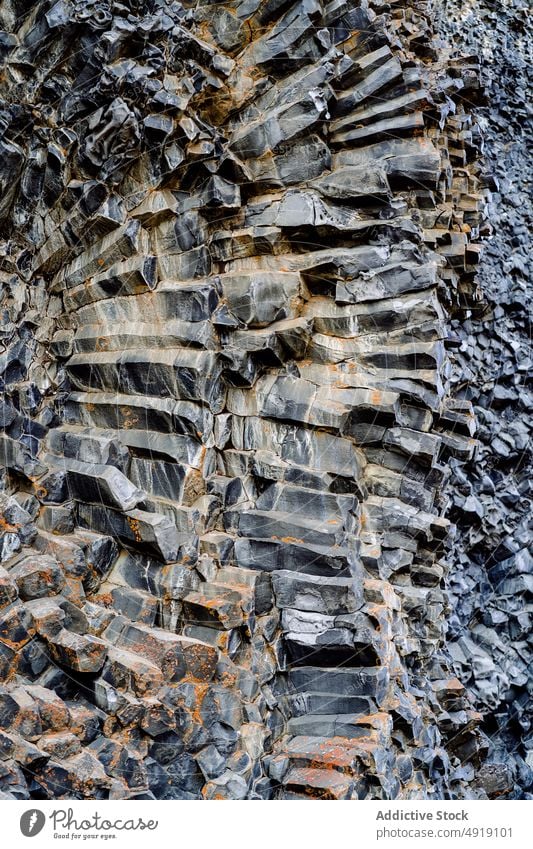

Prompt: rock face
[
  {"left": 0, "top": 0, "right": 497, "bottom": 800},
  {"left": 434, "top": 0, "right": 533, "bottom": 800}
]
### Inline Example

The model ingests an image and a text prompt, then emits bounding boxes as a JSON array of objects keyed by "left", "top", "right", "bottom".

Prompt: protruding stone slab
[
  {"left": 272, "top": 572, "right": 362, "bottom": 615},
  {"left": 77, "top": 504, "right": 186, "bottom": 563},
  {"left": 9, "top": 555, "right": 65, "bottom": 601},
  {"left": 47, "top": 629, "right": 107, "bottom": 673}
]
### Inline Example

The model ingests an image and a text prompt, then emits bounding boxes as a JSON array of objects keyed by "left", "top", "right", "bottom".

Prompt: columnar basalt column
[{"left": 0, "top": 0, "right": 488, "bottom": 800}]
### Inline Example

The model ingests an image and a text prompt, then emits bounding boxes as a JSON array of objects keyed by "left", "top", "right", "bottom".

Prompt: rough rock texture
[
  {"left": 0, "top": 0, "right": 499, "bottom": 800},
  {"left": 434, "top": 0, "right": 533, "bottom": 799}
]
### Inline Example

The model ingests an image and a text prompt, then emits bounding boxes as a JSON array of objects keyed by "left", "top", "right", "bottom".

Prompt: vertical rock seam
[{"left": 0, "top": 0, "right": 491, "bottom": 799}]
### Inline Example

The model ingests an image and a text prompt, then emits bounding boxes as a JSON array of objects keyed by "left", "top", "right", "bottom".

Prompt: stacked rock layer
[{"left": 0, "top": 0, "right": 490, "bottom": 799}]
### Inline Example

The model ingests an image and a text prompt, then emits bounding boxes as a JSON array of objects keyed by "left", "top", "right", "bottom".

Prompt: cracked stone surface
[
  {"left": 0, "top": 0, "right": 517, "bottom": 800},
  {"left": 434, "top": 0, "right": 533, "bottom": 799}
]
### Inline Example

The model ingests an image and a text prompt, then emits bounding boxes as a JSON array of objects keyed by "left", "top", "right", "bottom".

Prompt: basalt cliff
[{"left": 0, "top": 0, "right": 529, "bottom": 801}]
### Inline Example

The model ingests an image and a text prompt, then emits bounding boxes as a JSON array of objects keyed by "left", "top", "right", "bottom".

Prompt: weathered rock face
[
  {"left": 0, "top": 0, "right": 492, "bottom": 799},
  {"left": 434, "top": 0, "right": 533, "bottom": 800}
]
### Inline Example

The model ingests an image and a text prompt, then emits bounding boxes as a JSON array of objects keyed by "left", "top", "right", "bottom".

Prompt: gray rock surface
[
  {"left": 434, "top": 0, "right": 533, "bottom": 800},
  {"left": 0, "top": 0, "right": 514, "bottom": 801}
]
